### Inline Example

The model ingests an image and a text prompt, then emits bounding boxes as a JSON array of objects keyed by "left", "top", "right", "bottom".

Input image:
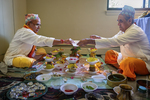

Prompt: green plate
[{"left": 6, "top": 81, "right": 48, "bottom": 100}]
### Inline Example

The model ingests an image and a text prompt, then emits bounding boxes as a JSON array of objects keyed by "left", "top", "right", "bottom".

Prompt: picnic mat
[{"left": 0, "top": 77, "right": 117, "bottom": 100}]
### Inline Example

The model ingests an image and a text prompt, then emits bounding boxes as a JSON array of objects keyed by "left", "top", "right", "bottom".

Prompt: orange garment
[
  {"left": 105, "top": 50, "right": 118, "bottom": 64},
  {"left": 105, "top": 50, "right": 149, "bottom": 79},
  {"left": 120, "top": 57, "right": 149, "bottom": 79},
  {"left": 23, "top": 24, "right": 37, "bottom": 58}
]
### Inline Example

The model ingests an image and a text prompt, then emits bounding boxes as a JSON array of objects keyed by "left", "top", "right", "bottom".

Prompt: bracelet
[{"left": 61, "top": 39, "right": 64, "bottom": 44}]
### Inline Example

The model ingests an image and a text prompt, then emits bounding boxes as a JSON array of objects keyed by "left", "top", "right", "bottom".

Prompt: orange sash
[{"left": 23, "top": 24, "right": 37, "bottom": 58}]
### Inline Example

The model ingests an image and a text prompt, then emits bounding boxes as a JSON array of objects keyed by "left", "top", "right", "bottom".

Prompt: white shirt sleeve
[
  {"left": 20, "top": 29, "right": 55, "bottom": 47},
  {"left": 95, "top": 25, "right": 144, "bottom": 49}
]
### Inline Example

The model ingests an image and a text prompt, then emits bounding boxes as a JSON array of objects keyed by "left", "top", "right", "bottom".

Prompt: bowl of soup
[{"left": 107, "top": 73, "right": 127, "bottom": 87}]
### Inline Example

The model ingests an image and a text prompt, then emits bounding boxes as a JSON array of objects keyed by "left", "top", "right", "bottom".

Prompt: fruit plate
[{"left": 6, "top": 81, "right": 48, "bottom": 100}]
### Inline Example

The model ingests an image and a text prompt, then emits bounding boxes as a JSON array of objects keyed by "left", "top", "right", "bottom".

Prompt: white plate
[
  {"left": 113, "top": 86, "right": 134, "bottom": 95},
  {"left": 36, "top": 74, "right": 51, "bottom": 82}
]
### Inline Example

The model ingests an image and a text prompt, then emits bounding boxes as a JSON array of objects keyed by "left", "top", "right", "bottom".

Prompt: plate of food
[
  {"left": 65, "top": 69, "right": 76, "bottom": 75},
  {"left": 36, "top": 74, "right": 51, "bottom": 82},
  {"left": 51, "top": 73, "right": 62, "bottom": 79},
  {"left": 23, "top": 72, "right": 43, "bottom": 81},
  {"left": 6, "top": 81, "right": 48, "bottom": 100}
]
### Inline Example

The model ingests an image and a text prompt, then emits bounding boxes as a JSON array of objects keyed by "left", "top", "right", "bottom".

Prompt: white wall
[
  {"left": 0, "top": 0, "right": 26, "bottom": 61},
  {"left": 26, "top": 0, "right": 119, "bottom": 40},
  {"left": 0, "top": 0, "right": 15, "bottom": 61},
  {"left": 13, "top": 0, "right": 27, "bottom": 32}
]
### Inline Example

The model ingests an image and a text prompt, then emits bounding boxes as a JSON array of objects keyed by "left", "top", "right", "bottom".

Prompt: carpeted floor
[{"left": 0, "top": 77, "right": 117, "bottom": 100}]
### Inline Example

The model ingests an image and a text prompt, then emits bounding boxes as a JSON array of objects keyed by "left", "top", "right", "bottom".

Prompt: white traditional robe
[
  {"left": 4, "top": 27, "right": 55, "bottom": 66},
  {"left": 95, "top": 24, "right": 150, "bottom": 72}
]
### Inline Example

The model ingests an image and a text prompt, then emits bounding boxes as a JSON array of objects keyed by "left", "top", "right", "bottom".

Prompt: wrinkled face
[
  {"left": 27, "top": 19, "right": 41, "bottom": 33},
  {"left": 117, "top": 15, "right": 132, "bottom": 32}
]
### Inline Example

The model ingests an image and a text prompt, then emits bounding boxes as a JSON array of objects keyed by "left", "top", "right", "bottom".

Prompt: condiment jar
[{"left": 117, "top": 84, "right": 133, "bottom": 100}]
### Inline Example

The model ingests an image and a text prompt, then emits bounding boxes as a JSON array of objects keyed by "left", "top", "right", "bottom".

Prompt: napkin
[{"left": 69, "top": 38, "right": 79, "bottom": 47}]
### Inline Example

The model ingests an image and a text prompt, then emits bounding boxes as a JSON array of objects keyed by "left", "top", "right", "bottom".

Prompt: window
[{"left": 107, "top": 0, "right": 150, "bottom": 10}]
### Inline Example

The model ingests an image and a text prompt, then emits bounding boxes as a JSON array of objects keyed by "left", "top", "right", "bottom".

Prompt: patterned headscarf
[
  {"left": 25, "top": 14, "right": 40, "bottom": 24},
  {"left": 120, "top": 5, "right": 135, "bottom": 18}
]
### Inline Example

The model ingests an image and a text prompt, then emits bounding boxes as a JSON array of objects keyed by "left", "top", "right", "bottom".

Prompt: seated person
[
  {"left": 77, "top": 5, "right": 150, "bottom": 81},
  {"left": 3, "top": 14, "right": 71, "bottom": 68}
]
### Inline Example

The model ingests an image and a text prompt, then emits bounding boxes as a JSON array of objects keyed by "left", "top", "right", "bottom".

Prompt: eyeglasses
[{"left": 31, "top": 22, "right": 41, "bottom": 27}]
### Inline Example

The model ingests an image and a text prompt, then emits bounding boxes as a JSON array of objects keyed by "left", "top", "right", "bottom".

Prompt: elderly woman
[
  {"left": 77, "top": 5, "right": 150, "bottom": 81},
  {"left": 4, "top": 14, "right": 71, "bottom": 68}
]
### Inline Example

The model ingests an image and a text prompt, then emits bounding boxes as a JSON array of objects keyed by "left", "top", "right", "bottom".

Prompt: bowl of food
[
  {"left": 86, "top": 57, "right": 99, "bottom": 65},
  {"left": 54, "top": 64, "right": 65, "bottom": 70},
  {"left": 36, "top": 74, "right": 51, "bottom": 82},
  {"left": 107, "top": 73, "right": 127, "bottom": 87},
  {"left": 51, "top": 73, "right": 62, "bottom": 79},
  {"left": 81, "top": 82, "right": 98, "bottom": 92},
  {"left": 44, "top": 64, "right": 55, "bottom": 71},
  {"left": 85, "top": 92, "right": 104, "bottom": 100},
  {"left": 43, "top": 55, "right": 55, "bottom": 62},
  {"left": 60, "top": 83, "right": 78, "bottom": 95},
  {"left": 91, "top": 74, "right": 106, "bottom": 83},
  {"left": 66, "top": 57, "right": 79, "bottom": 63}
]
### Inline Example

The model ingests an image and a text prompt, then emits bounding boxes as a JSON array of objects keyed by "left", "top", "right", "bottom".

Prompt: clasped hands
[{"left": 55, "top": 35, "right": 101, "bottom": 47}]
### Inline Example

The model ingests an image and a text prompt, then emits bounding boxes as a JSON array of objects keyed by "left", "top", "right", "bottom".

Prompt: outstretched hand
[
  {"left": 63, "top": 38, "right": 75, "bottom": 45},
  {"left": 77, "top": 38, "right": 95, "bottom": 47}
]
